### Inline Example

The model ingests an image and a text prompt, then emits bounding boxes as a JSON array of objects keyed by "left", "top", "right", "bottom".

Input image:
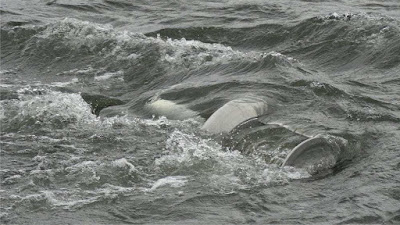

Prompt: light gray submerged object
[
  {"left": 201, "top": 97, "right": 268, "bottom": 134},
  {"left": 144, "top": 98, "right": 200, "bottom": 120},
  {"left": 282, "top": 134, "right": 347, "bottom": 174}
]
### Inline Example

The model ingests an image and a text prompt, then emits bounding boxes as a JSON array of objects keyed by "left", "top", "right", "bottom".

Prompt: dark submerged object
[
  {"left": 282, "top": 134, "right": 347, "bottom": 175},
  {"left": 80, "top": 93, "right": 125, "bottom": 116},
  {"left": 204, "top": 99, "right": 348, "bottom": 176}
]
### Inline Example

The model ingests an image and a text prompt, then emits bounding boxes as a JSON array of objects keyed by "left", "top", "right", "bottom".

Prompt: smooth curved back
[
  {"left": 282, "top": 134, "right": 344, "bottom": 174},
  {"left": 144, "top": 99, "right": 199, "bottom": 120},
  {"left": 201, "top": 98, "right": 268, "bottom": 134}
]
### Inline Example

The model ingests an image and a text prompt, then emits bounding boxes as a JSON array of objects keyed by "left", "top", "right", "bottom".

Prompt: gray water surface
[{"left": 1, "top": 0, "right": 400, "bottom": 224}]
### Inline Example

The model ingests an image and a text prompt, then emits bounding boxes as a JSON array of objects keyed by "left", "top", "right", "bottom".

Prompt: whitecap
[
  {"left": 111, "top": 158, "right": 137, "bottom": 173},
  {"left": 149, "top": 176, "right": 188, "bottom": 191},
  {"left": 94, "top": 71, "right": 124, "bottom": 81}
]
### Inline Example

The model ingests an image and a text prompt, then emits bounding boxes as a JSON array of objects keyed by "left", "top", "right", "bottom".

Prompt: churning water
[{"left": 1, "top": 0, "right": 400, "bottom": 224}]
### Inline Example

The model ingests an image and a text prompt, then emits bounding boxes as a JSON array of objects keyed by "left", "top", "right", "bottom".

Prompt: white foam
[
  {"left": 10, "top": 184, "right": 135, "bottom": 210},
  {"left": 64, "top": 160, "right": 101, "bottom": 185},
  {"left": 0, "top": 104, "right": 5, "bottom": 120},
  {"left": 1, "top": 174, "right": 22, "bottom": 185},
  {"left": 94, "top": 71, "right": 124, "bottom": 81},
  {"left": 266, "top": 121, "right": 312, "bottom": 138},
  {"left": 37, "top": 18, "right": 297, "bottom": 71},
  {"left": 155, "top": 130, "right": 311, "bottom": 192},
  {"left": 55, "top": 67, "right": 97, "bottom": 76},
  {"left": 50, "top": 78, "right": 79, "bottom": 87},
  {"left": 263, "top": 166, "right": 310, "bottom": 183},
  {"left": 112, "top": 158, "right": 137, "bottom": 173},
  {"left": 0, "top": 83, "right": 14, "bottom": 88},
  {"left": 12, "top": 89, "right": 98, "bottom": 127},
  {"left": 208, "top": 174, "right": 248, "bottom": 192},
  {"left": 150, "top": 176, "right": 188, "bottom": 191}
]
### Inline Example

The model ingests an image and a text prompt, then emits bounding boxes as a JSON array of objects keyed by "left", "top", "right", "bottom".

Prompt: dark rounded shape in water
[
  {"left": 282, "top": 134, "right": 345, "bottom": 175},
  {"left": 80, "top": 93, "right": 125, "bottom": 116}
]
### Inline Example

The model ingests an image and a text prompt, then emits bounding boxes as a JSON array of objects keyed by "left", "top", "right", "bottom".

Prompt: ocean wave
[
  {"left": 1, "top": 87, "right": 97, "bottom": 131},
  {"left": 155, "top": 129, "right": 310, "bottom": 192},
  {"left": 2, "top": 18, "right": 250, "bottom": 71},
  {"left": 1, "top": 18, "right": 303, "bottom": 88},
  {"left": 7, "top": 184, "right": 134, "bottom": 211},
  {"left": 284, "top": 13, "right": 400, "bottom": 70},
  {"left": 1, "top": 2, "right": 399, "bottom": 224},
  {"left": 146, "top": 12, "right": 400, "bottom": 71}
]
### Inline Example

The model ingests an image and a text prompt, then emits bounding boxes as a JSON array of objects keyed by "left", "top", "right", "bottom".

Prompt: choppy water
[{"left": 1, "top": 0, "right": 400, "bottom": 224}]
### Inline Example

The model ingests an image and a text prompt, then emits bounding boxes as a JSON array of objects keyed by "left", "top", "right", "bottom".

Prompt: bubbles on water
[
  {"left": 111, "top": 158, "right": 137, "bottom": 173},
  {"left": 6, "top": 184, "right": 134, "bottom": 211},
  {"left": 155, "top": 129, "right": 235, "bottom": 172},
  {"left": 1, "top": 174, "right": 22, "bottom": 185},
  {"left": 0, "top": 83, "right": 314, "bottom": 197},
  {"left": 149, "top": 176, "right": 188, "bottom": 191},
  {"left": 0, "top": 103, "right": 5, "bottom": 121},
  {"left": 63, "top": 158, "right": 142, "bottom": 188},
  {"left": 64, "top": 160, "right": 102, "bottom": 186},
  {"left": 36, "top": 18, "right": 114, "bottom": 52},
  {"left": 94, "top": 71, "right": 124, "bottom": 81},
  {"left": 4, "top": 88, "right": 97, "bottom": 130},
  {"left": 55, "top": 67, "right": 97, "bottom": 77},
  {"left": 33, "top": 18, "right": 252, "bottom": 69},
  {"left": 261, "top": 51, "right": 299, "bottom": 68},
  {"left": 155, "top": 129, "right": 311, "bottom": 193},
  {"left": 42, "top": 184, "right": 134, "bottom": 210},
  {"left": 155, "top": 36, "right": 250, "bottom": 68},
  {"left": 22, "top": 17, "right": 302, "bottom": 81},
  {"left": 1, "top": 85, "right": 154, "bottom": 132},
  {"left": 50, "top": 78, "right": 79, "bottom": 87}
]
